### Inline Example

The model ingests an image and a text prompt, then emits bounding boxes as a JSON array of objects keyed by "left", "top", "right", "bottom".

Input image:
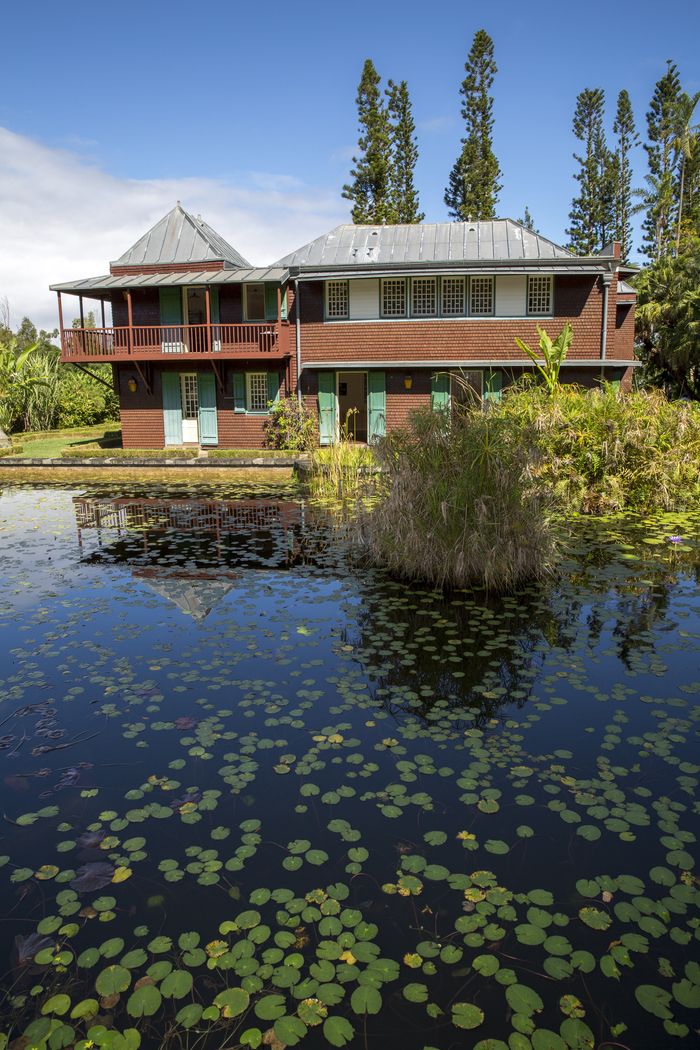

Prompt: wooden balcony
[{"left": 60, "top": 322, "right": 292, "bottom": 362}]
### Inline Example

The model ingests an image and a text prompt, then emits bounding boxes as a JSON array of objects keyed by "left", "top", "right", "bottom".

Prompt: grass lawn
[{"left": 13, "top": 424, "right": 122, "bottom": 458}]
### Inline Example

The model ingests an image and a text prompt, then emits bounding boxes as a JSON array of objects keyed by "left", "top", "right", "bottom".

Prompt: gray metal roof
[
  {"left": 275, "top": 220, "right": 575, "bottom": 268},
  {"left": 50, "top": 267, "right": 289, "bottom": 296},
  {"left": 617, "top": 280, "right": 637, "bottom": 296},
  {"left": 111, "top": 203, "right": 251, "bottom": 269}
]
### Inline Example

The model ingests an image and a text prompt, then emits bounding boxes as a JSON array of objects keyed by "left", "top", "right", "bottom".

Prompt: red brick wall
[
  {"left": 118, "top": 361, "right": 295, "bottom": 449},
  {"left": 297, "top": 274, "right": 633, "bottom": 363},
  {"left": 615, "top": 302, "right": 635, "bottom": 360}
]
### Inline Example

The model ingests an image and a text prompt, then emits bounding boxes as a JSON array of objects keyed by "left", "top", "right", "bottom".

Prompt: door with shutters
[
  {"left": 318, "top": 372, "right": 337, "bottom": 446},
  {"left": 367, "top": 371, "right": 386, "bottom": 444},
  {"left": 197, "top": 372, "right": 218, "bottom": 446}
]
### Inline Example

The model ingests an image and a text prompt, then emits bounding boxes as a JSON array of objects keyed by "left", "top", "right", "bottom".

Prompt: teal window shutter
[
  {"left": 162, "top": 372, "right": 182, "bottom": 446},
  {"left": 280, "top": 288, "right": 288, "bottom": 321},
  {"left": 209, "top": 287, "right": 220, "bottom": 323},
  {"left": 159, "top": 287, "right": 183, "bottom": 324},
  {"left": 267, "top": 371, "right": 281, "bottom": 408},
  {"left": 265, "top": 284, "right": 279, "bottom": 321},
  {"left": 367, "top": 371, "right": 386, "bottom": 443},
  {"left": 431, "top": 372, "right": 450, "bottom": 411},
  {"left": 233, "top": 373, "right": 246, "bottom": 413},
  {"left": 318, "top": 372, "right": 337, "bottom": 446},
  {"left": 484, "top": 369, "right": 502, "bottom": 402},
  {"left": 197, "top": 372, "right": 218, "bottom": 446}
]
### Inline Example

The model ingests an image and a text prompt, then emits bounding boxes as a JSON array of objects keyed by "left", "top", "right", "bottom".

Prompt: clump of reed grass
[
  {"left": 305, "top": 438, "right": 378, "bottom": 503},
  {"left": 362, "top": 405, "right": 558, "bottom": 593}
]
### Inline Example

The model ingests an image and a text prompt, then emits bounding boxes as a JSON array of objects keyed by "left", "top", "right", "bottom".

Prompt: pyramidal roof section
[
  {"left": 274, "top": 219, "right": 575, "bottom": 268},
  {"left": 111, "top": 203, "right": 251, "bottom": 269}
]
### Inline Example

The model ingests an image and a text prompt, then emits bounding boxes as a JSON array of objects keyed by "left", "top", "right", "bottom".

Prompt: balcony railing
[{"left": 60, "top": 323, "right": 291, "bottom": 362}]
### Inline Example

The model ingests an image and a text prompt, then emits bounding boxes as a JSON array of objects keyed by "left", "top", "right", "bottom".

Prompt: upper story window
[
  {"left": 326, "top": 280, "right": 349, "bottom": 319},
  {"left": 411, "top": 277, "right": 437, "bottom": 317},
  {"left": 441, "top": 277, "right": 466, "bottom": 316},
  {"left": 527, "top": 275, "right": 553, "bottom": 315},
  {"left": 470, "top": 276, "right": 494, "bottom": 316},
  {"left": 381, "top": 278, "right": 406, "bottom": 318},
  {"left": 245, "top": 284, "right": 266, "bottom": 321}
]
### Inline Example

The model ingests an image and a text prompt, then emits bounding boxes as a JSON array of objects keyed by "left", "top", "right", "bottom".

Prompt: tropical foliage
[
  {"left": 515, "top": 323, "right": 573, "bottom": 394},
  {"left": 263, "top": 396, "right": 317, "bottom": 451}
]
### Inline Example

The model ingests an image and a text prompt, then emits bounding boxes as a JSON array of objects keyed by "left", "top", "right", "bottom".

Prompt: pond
[{"left": 0, "top": 472, "right": 698, "bottom": 1050}]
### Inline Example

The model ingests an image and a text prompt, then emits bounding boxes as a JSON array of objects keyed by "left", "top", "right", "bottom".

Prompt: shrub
[
  {"left": 57, "top": 367, "right": 119, "bottom": 429},
  {"left": 499, "top": 382, "right": 700, "bottom": 513},
  {"left": 0, "top": 445, "right": 22, "bottom": 458},
  {"left": 362, "top": 407, "right": 557, "bottom": 592},
  {"left": 60, "top": 447, "right": 198, "bottom": 460},
  {"left": 209, "top": 448, "right": 300, "bottom": 459},
  {"left": 263, "top": 396, "right": 317, "bottom": 451}
]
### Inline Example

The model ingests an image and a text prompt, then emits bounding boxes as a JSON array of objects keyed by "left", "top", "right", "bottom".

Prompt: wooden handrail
[{"left": 60, "top": 322, "right": 291, "bottom": 361}]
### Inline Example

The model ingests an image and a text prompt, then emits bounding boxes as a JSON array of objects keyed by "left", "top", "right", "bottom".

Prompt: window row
[{"left": 325, "top": 275, "right": 553, "bottom": 320}]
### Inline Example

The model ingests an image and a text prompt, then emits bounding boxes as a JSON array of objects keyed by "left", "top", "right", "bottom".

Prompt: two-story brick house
[{"left": 50, "top": 203, "right": 637, "bottom": 449}]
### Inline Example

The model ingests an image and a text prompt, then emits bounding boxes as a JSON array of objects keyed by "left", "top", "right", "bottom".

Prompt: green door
[
  {"left": 431, "top": 372, "right": 451, "bottom": 412},
  {"left": 162, "top": 372, "right": 183, "bottom": 446},
  {"left": 367, "top": 371, "right": 386, "bottom": 443},
  {"left": 197, "top": 372, "right": 218, "bottom": 446},
  {"left": 484, "top": 369, "right": 502, "bottom": 402},
  {"left": 318, "top": 372, "right": 337, "bottom": 446}
]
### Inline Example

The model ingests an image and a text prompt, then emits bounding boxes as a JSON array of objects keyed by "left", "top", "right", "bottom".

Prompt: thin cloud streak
[{"left": 0, "top": 127, "right": 348, "bottom": 331}]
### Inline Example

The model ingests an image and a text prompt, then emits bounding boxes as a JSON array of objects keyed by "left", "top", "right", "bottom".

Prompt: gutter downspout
[
  {"left": 600, "top": 272, "right": 612, "bottom": 383},
  {"left": 294, "top": 277, "right": 302, "bottom": 406}
]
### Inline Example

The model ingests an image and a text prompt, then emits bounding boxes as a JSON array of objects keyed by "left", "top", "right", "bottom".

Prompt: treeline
[
  {"left": 0, "top": 310, "right": 119, "bottom": 433},
  {"left": 343, "top": 32, "right": 699, "bottom": 263},
  {"left": 343, "top": 34, "right": 699, "bottom": 398}
]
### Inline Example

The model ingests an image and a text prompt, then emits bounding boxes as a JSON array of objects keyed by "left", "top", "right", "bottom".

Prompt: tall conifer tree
[
  {"left": 641, "top": 61, "right": 682, "bottom": 258},
  {"left": 612, "top": 90, "right": 639, "bottom": 262},
  {"left": 566, "top": 88, "right": 614, "bottom": 254},
  {"left": 444, "top": 30, "right": 502, "bottom": 221},
  {"left": 343, "top": 60, "right": 392, "bottom": 224},
  {"left": 386, "top": 79, "right": 424, "bottom": 223}
]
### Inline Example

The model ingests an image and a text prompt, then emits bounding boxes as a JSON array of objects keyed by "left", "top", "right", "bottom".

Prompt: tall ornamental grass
[
  {"left": 501, "top": 382, "right": 700, "bottom": 514},
  {"left": 362, "top": 405, "right": 558, "bottom": 592},
  {"left": 306, "top": 441, "right": 377, "bottom": 502}
]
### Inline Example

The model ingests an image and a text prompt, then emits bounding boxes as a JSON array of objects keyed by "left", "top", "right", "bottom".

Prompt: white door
[{"left": 180, "top": 374, "right": 199, "bottom": 443}]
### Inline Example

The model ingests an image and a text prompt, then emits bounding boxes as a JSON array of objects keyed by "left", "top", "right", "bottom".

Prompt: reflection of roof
[
  {"left": 112, "top": 203, "right": 251, "bottom": 268},
  {"left": 134, "top": 569, "right": 237, "bottom": 620},
  {"left": 275, "top": 220, "right": 575, "bottom": 267}
]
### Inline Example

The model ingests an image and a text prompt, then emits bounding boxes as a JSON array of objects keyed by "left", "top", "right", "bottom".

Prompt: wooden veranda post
[
  {"left": 57, "top": 293, "right": 64, "bottom": 354},
  {"left": 205, "top": 286, "right": 212, "bottom": 354},
  {"left": 126, "top": 291, "right": 133, "bottom": 355}
]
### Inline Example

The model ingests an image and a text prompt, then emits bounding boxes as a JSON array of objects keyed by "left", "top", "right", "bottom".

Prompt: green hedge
[
  {"left": 208, "top": 448, "right": 300, "bottom": 459},
  {"left": 0, "top": 446, "right": 22, "bottom": 458},
  {"left": 60, "top": 447, "right": 198, "bottom": 460}
]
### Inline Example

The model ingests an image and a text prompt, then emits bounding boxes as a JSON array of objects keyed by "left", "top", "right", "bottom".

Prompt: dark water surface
[{"left": 0, "top": 473, "right": 698, "bottom": 1050}]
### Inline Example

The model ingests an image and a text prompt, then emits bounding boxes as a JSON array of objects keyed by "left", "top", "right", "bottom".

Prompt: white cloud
[{"left": 0, "top": 127, "right": 348, "bottom": 332}]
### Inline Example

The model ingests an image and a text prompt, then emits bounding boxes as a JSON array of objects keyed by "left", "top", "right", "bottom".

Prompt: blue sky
[{"left": 0, "top": 0, "right": 698, "bottom": 327}]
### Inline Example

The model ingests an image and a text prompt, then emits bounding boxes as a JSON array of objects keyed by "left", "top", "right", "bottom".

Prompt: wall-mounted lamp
[
  {"left": 403, "top": 373, "right": 413, "bottom": 390},
  {"left": 127, "top": 377, "right": 138, "bottom": 393}
]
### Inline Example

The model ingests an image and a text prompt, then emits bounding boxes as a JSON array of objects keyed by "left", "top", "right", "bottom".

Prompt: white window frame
[
  {"left": 381, "top": 278, "right": 407, "bottom": 318},
  {"left": 180, "top": 373, "right": 199, "bottom": 419},
  {"left": 411, "top": 277, "right": 437, "bottom": 317},
  {"left": 527, "top": 275, "right": 553, "bottom": 315},
  {"left": 441, "top": 276, "right": 466, "bottom": 317},
  {"left": 325, "top": 280, "right": 349, "bottom": 320},
  {"left": 245, "top": 283, "right": 266, "bottom": 321},
  {"left": 246, "top": 371, "right": 268, "bottom": 413},
  {"left": 469, "top": 276, "right": 494, "bottom": 316}
]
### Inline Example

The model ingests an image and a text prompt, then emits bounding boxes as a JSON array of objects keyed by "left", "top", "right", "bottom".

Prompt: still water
[{"left": 0, "top": 472, "right": 698, "bottom": 1050}]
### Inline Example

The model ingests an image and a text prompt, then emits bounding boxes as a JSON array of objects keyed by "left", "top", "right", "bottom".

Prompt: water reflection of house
[{"left": 73, "top": 496, "right": 309, "bottom": 619}]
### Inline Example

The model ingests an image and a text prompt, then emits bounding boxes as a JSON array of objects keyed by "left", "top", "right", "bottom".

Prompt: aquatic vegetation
[
  {"left": 304, "top": 441, "right": 378, "bottom": 503},
  {"left": 362, "top": 405, "right": 558, "bottom": 591},
  {"left": 0, "top": 480, "right": 699, "bottom": 1049}
]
